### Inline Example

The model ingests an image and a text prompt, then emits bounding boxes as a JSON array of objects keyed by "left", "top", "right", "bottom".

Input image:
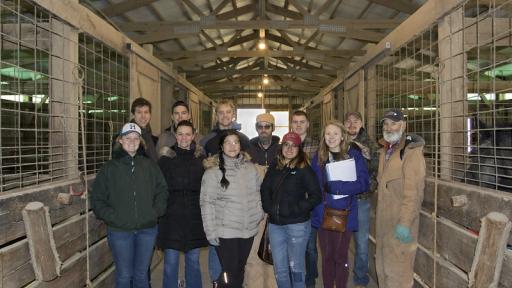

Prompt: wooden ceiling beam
[
  {"left": 198, "top": 79, "right": 324, "bottom": 89},
  {"left": 117, "top": 19, "right": 401, "bottom": 32},
  {"left": 266, "top": 3, "right": 303, "bottom": 19},
  {"left": 217, "top": 4, "right": 256, "bottom": 20},
  {"left": 278, "top": 57, "right": 321, "bottom": 70},
  {"left": 182, "top": 0, "right": 205, "bottom": 17},
  {"left": 205, "top": 88, "right": 317, "bottom": 94},
  {"left": 186, "top": 68, "right": 337, "bottom": 77},
  {"left": 158, "top": 49, "right": 364, "bottom": 59},
  {"left": 368, "top": 0, "right": 420, "bottom": 15},
  {"left": 288, "top": 0, "right": 310, "bottom": 16},
  {"left": 212, "top": 0, "right": 231, "bottom": 15},
  {"left": 101, "top": 0, "right": 157, "bottom": 17},
  {"left": 131, "top": 26, "right": 385, "bottom": 44}
]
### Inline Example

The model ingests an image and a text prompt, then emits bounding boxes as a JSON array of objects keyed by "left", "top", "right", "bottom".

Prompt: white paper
[{"left": 326, "top": 158, "right": 357, "bottom": 181}]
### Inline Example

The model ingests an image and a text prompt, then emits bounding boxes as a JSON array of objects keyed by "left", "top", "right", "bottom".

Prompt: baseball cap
[
  {"left": 282, "top": 132, "right": 302, "bottom": 147},
  {"left": 121, "top": 122, "right": 142, "bottom": 136},
  {"left": 256, "top": 113, "right": 275, "bottom": 125},
  {"left": 381, "top": 108, "right": 404, "bottom": 122}
]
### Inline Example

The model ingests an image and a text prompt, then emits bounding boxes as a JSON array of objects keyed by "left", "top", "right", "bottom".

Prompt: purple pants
[{"left": 318, "top": 228, "right": 352, "bottom": 288}]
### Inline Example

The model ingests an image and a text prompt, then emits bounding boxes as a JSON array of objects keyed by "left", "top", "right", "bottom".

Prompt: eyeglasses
[
  {"left": 282, "top": 142, "right": 299, "bottom": 148},
  {"left": 256, "top": 124, "right": 272, "bottom": 130}
]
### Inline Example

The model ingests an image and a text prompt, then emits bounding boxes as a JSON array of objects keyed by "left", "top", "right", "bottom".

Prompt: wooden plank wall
[
  {"left": 0, "top": 177, "right": 118, "bottom": 288},
  {"left": 366, "top": 177, "right": 512, "bottom": 288}
]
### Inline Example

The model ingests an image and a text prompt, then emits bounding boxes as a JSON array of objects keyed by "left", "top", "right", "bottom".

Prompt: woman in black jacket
[
  {"left": 260, "top": 132, "right": 322, "bottom": 288},
  {"left": 157, "top": 120, "right": 208, "bottom": 288}
]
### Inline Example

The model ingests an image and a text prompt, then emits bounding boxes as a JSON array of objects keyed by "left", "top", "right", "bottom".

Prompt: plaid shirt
[{"left": 302, "top": 137, "right": 319, "bottom": 158}]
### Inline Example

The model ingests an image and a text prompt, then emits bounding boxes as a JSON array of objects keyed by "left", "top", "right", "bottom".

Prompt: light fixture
[
  {"left": 258, "top": 40, "right": 266, "bottom": 50},
  {"left": 257, "top": 92, "right": 263, "bottom": 98},
  {"left": 262, "top": 77, "right": 269, "bottom": 85}
]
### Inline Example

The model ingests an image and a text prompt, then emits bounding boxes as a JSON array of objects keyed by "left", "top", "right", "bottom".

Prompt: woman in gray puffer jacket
[{"left": 200, "top": 129, "right": 264, "bottom": 288}]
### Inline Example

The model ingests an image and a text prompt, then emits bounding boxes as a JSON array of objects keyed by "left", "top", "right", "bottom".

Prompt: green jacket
[{"left": 91, "top": 149, "right": 168, "bottom": 231}]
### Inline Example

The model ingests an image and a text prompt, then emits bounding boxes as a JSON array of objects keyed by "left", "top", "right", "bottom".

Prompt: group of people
[{"left": 90, "top": 97, "right": 426, "bottom": 288}]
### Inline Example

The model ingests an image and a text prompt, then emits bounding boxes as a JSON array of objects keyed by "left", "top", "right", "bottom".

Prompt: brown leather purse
[
  {"left": 321, "top": 206, "right": 350, "bottom": 232},
  {"left": 320, "top": 165, "right": 351, "bottom": 232}
]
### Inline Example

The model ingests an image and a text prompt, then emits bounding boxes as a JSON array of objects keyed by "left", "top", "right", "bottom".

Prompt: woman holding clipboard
[{"left": 310, "top": 120, "right": 369, "bottom": 288}]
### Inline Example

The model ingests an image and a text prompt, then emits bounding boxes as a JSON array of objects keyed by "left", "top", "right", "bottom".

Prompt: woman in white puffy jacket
[{"left": 200, "top": 129, "right": 264, "bottom": 288}]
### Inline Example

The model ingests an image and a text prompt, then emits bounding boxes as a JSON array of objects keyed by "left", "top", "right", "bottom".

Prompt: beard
[
  {"left": 383, "top": 125, "right": 404, "bottom": 144},
  {"left": 259, "top": 135, "right": 272, "bottom": 145}
]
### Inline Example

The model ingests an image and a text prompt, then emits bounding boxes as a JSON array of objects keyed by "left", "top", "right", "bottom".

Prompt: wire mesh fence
[
  {"left": 373, "top": 0, "right": 512, "bottom": 192},
  {"left": 0, "top": 0, "right": 130, "bottom": 193}
]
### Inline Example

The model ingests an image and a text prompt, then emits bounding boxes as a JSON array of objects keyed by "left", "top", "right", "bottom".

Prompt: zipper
[{"left": 132, "top": 158, "right": 139, "bottom": 227}]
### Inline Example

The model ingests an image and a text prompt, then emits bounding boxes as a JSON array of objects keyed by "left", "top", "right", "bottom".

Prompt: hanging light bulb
[
  {"left": 258, "top": 40, "right": 267, "bottom": 50},
  {"left": 262, "top": 76, "right": 269, "bottom": 85},
  {"left": 257, "top": 92, "right": 264, "bottom": 98}
]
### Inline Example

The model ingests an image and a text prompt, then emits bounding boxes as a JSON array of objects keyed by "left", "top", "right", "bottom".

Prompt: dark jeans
[
  {"left": 353, "top": 198, "right": 370, "bottom": 286},
  {"left": 163, "top": 248, "right": 202, "bottom": 288},
  {"left": 216, "top": 237, "right": 254, "bottom": 288},
  {"left": 318, "top": 228, "right": 352, "bottom": 288},
  {"left": 107, "top": 226, "right": 158, "bottom": 288},
  {"left": 305, "top": 227, "right": 318, "bottom": 287}
]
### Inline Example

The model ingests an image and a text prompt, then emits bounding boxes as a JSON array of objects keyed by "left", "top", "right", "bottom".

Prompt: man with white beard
[{"left": 375, "top": 109, "right": 426, "bottom": 288}]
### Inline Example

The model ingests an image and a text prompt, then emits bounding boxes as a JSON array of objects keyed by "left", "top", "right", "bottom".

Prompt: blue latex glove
[{"left": 394, "top": 224, "right": 413, "bottom": 243}]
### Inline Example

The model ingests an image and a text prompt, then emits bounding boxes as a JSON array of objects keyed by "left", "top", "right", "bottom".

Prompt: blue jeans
[
  {"left": 208, "top": 245, "right": 222, "bottom": 283},
  {"left": 305, "top": 227, "right": 318, "bottom": 287},
  {"left": 163, "top": 248, "right": 202, "bottom": 288},
  {"left": 353, "top": 198, "right": 370, "bottom": 286},
  {"left": 268, "top": 221, "right": 311, "bottom": 288},
  {"left": 107, "top": 226, "right": 158, "bottom": 288}
]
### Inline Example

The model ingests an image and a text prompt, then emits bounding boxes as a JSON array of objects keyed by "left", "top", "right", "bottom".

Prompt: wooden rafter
[
  {"left": 368, "top": 0, "right": 420, "bottom": 15},
  {"left": 288, "top": 0, "right": 310, "bottom": 16},
  {"left": 185, "top": 68, "right": 338, "bottom": 78},
  {"left": 159, "top": 49, "right": 364, "bottom": 59},
  {"left": 217, "top": 3, "right": 256, "bottom": 20},
  {"left": 212, "top": 0, "right": 231, "bottom": 14},
  {"left": 101, "top": 0, "right": 157, "bottom": 17},
  {"left": 266, "top": 3, "right": 304, "bottom": 19},
  {"left": 117, "top": 19, "right": 401, "bottom": 32}
]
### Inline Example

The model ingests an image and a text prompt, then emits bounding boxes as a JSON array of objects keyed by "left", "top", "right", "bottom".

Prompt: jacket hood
[
  {"left": 378, "top": 133, "right": 425, "bottom": 149},
  {"left": 203, "top": 151, "right": 252, "bottom": 169},
  {"left": 159, "top": 142, "right": 204, "bottom": 159},
  {"left": 249, "top": 135, "right": 280, "bottom": 146}
]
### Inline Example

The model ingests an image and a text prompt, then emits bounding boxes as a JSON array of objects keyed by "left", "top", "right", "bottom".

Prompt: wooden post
[
  {"left": 22, "top": 202, "right": 61, "bottom": 281},
  {"left": 469, "top": 212, "right": 512, "bottom": 288}
]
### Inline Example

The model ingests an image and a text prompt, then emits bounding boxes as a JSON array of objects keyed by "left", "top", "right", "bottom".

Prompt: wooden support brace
[
  {"left": 469, "top": 212, "right": 512, "bottom": 288},
  {"left": 22, "top": 202, "right": 62, "bottom": 281}
]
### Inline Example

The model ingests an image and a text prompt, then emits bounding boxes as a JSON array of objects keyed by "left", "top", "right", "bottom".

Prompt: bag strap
[{"left": 271, "top": 166, "right": 290, "bottom": 204}]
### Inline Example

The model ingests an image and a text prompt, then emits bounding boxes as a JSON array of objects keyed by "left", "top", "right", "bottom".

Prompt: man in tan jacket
[{"left": 375, "top": 109, "right": 426, "bottom": 288}]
